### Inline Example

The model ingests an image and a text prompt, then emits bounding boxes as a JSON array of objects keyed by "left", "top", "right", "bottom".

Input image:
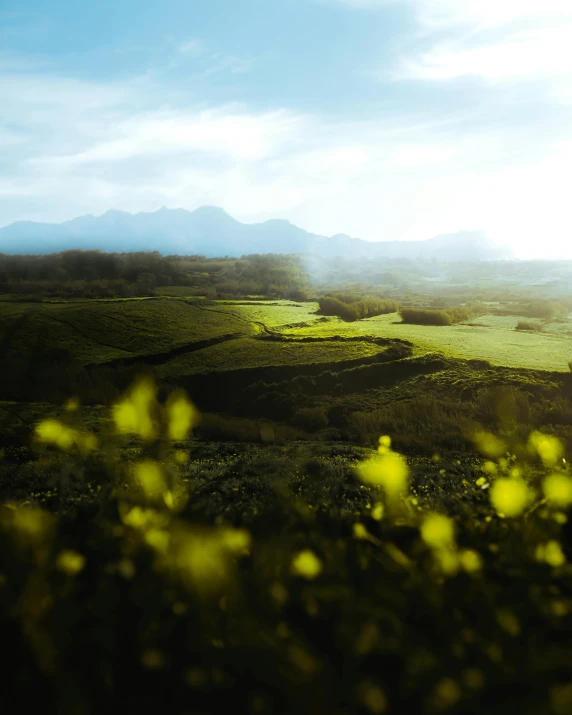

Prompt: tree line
[{"left": 318, "top": 294, "right": 398, "bottom": 321}]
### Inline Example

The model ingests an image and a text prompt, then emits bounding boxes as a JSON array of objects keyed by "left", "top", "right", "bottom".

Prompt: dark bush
[
  {"left": 293, "top": 407, "right": 329, "bottom": 433},
  {"left": 400, "top": 303, "right": 485, "bottom": 326},
  {"left": 399, "top": 308, "right": 452, "bottom": 326},
  {"left": 516, "top": 321, "right": 543, "bottom": 332},
  {"left": 318, "top": 295, "right": 398, "bottom": 322}
]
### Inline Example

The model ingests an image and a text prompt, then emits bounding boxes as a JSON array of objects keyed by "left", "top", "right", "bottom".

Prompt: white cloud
[
  {"left": 30, "top": 107, "right": 306, "bottom": 167},
  {"left": 400, "top": 25, "right": 572, "bottom": 82},
  {"left": 328, "top": 0, "right": 572, "bottom": 26},
  {"left": 408, "top": 0, "right": 572, "bottom": 30},
  {"left": 332, "top": 0, "right": 572, "bottom": 95},
  {"left": 396, "top": 2, "right": 572, "bottom": 97},
  {"left": 396, "top": 24, "right": 572, "bottom": 89},
  {"left": 1, "top": 64, "right": 572, "bottom": 257}
]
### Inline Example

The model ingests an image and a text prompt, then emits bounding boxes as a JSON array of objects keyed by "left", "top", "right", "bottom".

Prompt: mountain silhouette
[{"left": 0, "top": 206, "right": 512, "bottom": 261}]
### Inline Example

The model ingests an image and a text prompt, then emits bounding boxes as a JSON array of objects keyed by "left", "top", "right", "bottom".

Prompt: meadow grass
[
  {"left": 157, "top": 336, "right": 385, "bottom": 377},
  {"left": 0, "top": 299, "right": 251, "bottom": 366},
  {"left": 213, "top": 299, "right": 321, "bottom": 328},
  {"left": 279, "top": 311, "right": 572, "bottom": 372}
]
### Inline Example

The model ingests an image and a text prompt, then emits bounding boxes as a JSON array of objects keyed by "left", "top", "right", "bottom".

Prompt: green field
[
  {"left": 213, "top": 300, "right": 322, "bottom": 328},
  {"left": 157, "top": 336, "right": 386, "bottom": 377},
  {"left": 0, "top": 298, "right": 253, "bottom": 366},
  {"left": 3, "top": 298, "right": 570, "bottom": 376},
  {"left": 276, "top": 311, "right": 572, "bottom": 372}
]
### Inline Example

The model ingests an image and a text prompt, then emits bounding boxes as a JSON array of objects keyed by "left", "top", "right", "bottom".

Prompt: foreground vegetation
[
  {"left": 2, "top": 379, "right": 572, "bottom": 714},
  {"left": 2, "top": 250, "right": 572, "bottom": 712}
]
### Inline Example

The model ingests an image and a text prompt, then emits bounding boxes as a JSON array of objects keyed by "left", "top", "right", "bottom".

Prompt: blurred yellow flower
[
  {"left": 528, "top": 431, "right": 564, "bottom": 467},
  {"left": 113, "top": 377, "right": 158, "bottom": 441},
  {"left": 11, "top": 506, "right": 52, "bottom": 541},
  {"left": 377, "top": 435, "right": 391, "bottom": 454},
  {"left": 353, "top": 523, "right": 369, "bottom": 540},
  {"left": 170, "top": 526, "right": 251, "bottom": 594},
  {"left": 490, "top": 478, "right": 531, "bottom": 518},
  {"left": 291, "top": 549, "right": 322, "bottom": 580},
  {"left": 56, "top": 549, "right": 86, "bottom": 575},
  {"left": 496, "top": 609, "right": 521, "bottom": 637},
  {"left": 434, "top": 678, "right": 461, "bottom": 709},
  {"left": 371, "top": 503, "right": 384, "bottom": 521},
  {"left": 459, "top": 549, "right": 483, "bottom": 574},
  {"left": 536, "top": 541, "right": 566, "bottom": 567},
  {"left": 64, "top": 397, "right": 80, "bottom": 412},
  {"left": 542, "top": 473, "right": 572, "bottom": 509},
  {"left": 361, "top": 683, "right": 387, "bottom": 713},
  {"left": 435, "top": 548, "right": 460, "bottom": 576},
  {"left": 472, "top": 430, "right": 506, "bottom": 458},
  {"left": 166, "top": 392, "right": 199, "bottom": 441},
  {"left": 482, "top": 461, "right": 497, "bottom": 475},
  {"left": 421, "top": 514, "right": 455, "bottom": 550},
  {"left": 133, "top": 460, "right": 166, "bottom": 501},
  {"left": 357, "top": 451, "right": 409, "bottom": 498},
  {"left": 35, "top": 419, "right": 97, "bottom": 455}
]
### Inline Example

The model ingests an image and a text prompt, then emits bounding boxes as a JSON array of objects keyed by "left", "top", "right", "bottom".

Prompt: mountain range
[{"left": 0, "top": 206, "right": 512, "bottom": 261}]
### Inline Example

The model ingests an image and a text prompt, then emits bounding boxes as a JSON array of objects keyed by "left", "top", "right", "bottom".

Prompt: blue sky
[{"left": 2, "top": 0, "right": 572, "bottom": 257}]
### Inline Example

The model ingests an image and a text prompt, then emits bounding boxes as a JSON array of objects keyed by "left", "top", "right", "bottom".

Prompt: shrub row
[
  {"left": 516, "top": 321, "right": 544, "bottom": 332},
  {"left": 399, "top": 303, "right": 485, "bottom": 326},
  {"left": 318, "top": 295, "right": 398, "bottom": 321}
]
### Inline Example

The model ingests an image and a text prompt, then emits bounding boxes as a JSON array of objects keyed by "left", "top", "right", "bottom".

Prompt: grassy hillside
[
  {"left": 278, "top": 311, "right": 572, "bottom": 372},
  {"left": 157, "top": 336, "right": 387, "bottom": 377},
  {"left": 0, "top": 298, "right": 253, "bottom": 366}
]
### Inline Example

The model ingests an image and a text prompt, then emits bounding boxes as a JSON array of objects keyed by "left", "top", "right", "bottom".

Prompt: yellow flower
[
  {"left": 166, "top": 392, "right": 199, "bottom": 441},
  {"left": 11, "top": 506, "right": 52, "bottom": 541},
  {"left": 490, "top": 478, "right": 531, "bottom": 518},
  {"left": 377, "top": 435, "right": 391, "bottom": 454},
  {"left": 35, "top": 419, "right": 97, "bottom": 455},
  {"left": 496, "top": 609, "right": 521, "bottom": 637},
  {"left": 482, "top": 461, "right": 497, "bottom": 475},
  {"left": 536, "top": 541, "right": 566, "bottom": 567},
  {"left": 435, "top": 548, "right": 460, "bottom": 576},
  {"left": 291, "top": 550, "right": 322, "bottom": 580},
  {"left": 360, "top": 683, "right": 387, "bottom": 713},
  {"left": 528, "top": 431, "right": 564, "bottom": 467},
  {"left": 56, "top": 549, "right": 86, "bottom": 575},
  {"left": 421, "top": 514, "right": 455, "bottom": 550},
  {"left": 371, "top": 503, "right": 384, "bottom": 521},
  {"left": 459, "top": 549, "right": 483, "bottom": 574},
  {"left": 434, "top": 678, "right": 461, "bottom": 709},
  {"left": 113, "top": 377, "right": 158, "bottom": 440},
  {"left": 133, "top": 460, "right": 166, "bottom": 501},
  {"left": 543, "top": 473, "right": 572, "bottom": 509},
  {"left": 472, "top": 430, "right": 506, "bottom": 458},
  {"left": 357, "top": 452, "right": 409, "bottom": 497},
  {"left": 64, "top": 396, "right": 80, "bottom": 412},
  {"left": 170, "top": 526, "right": 251, "bottom": 594},
  {"left": 353, "top": 523, "right": 369, "bottom": 540}
]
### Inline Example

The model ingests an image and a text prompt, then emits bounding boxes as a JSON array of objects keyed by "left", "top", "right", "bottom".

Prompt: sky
[{"left": 1, "top": 0, "right": 572, "bottom": 258}]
